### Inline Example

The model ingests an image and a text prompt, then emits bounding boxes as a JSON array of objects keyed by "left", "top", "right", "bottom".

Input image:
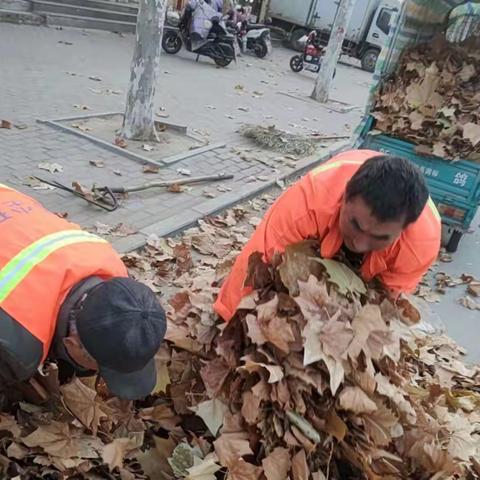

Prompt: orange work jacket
[
  {"left": 214, "top": 149, "right": 441, "bottom": 322},
  {"left": 0, "top": 183, "right": 127, "bottom": 377}
]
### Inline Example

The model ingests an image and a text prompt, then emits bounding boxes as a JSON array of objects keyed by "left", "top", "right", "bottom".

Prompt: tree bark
[
  {"left": 122, "top": 0, "right": 167, "bottom": 141},
  {"left": 311, "top": 0, "right": 356, "bottom": 103}
]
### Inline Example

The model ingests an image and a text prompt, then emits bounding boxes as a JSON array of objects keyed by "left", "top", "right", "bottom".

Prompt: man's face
[{"left": 339, "top": 195, "right": 405, "bottom": 254}]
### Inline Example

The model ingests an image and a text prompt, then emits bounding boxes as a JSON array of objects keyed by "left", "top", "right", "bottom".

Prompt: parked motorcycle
[
  {"left": 290, "top": 30, "right": 334, "bottom": 76},
  {"left": 162, "top": 3, "right": 236, "bottom": 67},
  {"left": 234, "top": 22, "right": 272, "bottom": 58}
]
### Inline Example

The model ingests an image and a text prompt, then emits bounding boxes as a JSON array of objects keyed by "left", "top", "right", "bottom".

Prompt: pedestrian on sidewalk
[
  {"left": 214, "top": 149, "right": 442, "bottom": 321},
  {"left": 0, "top": 184, "right": 166, "bottom": 400}
]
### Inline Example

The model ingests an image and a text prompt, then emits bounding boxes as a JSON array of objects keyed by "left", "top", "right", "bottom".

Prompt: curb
[{"left": 112, "top": 140, "right": 351, "bottom": 254}]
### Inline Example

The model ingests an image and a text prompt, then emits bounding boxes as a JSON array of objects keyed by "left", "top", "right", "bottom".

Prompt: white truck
[{"left": 268, "top": 0, "right": 399, "bottom": 72}]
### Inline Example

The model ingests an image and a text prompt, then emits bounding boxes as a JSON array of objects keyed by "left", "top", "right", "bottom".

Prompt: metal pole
[{"left": 311, "top": 0, "right": 357, "bottom": 103}]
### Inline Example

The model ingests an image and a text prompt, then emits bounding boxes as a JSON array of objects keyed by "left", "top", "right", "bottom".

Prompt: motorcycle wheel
[
  {"left": 254, "top": 42, "right": 268, "bottom": 58},
  {"left": 162, "top": 31, "right": 182, "bottom": 54},
  {"left": 290, "top": 55, "right": 303, "bottom": 73},
  {"left": 214, "top": 55, "right": 233, "bottom": 67}
]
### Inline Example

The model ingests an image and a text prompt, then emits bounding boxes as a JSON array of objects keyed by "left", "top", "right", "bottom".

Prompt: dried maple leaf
[
  {"left": 0, "top": 414, "right": 21, "bottom": 438},
  {"left": 200, "top": 357, "right": 231, "bottom": 396},
  {"left": 190, "top": 399, "right": 227, "bottom": 436},
  {"left": 278, "top": 241, "right": 320, "bottom": 296},
  {"left": 115, "top": 137, "right": 128, "bottom": 148},
  {"left": 102, "top": 437, "right": 137, "bottom": 471},
  {"left": 467, "top": 281, "right": 480, "bottom": 297},
  {"left": 72, "top": 181, "right": 95, "bottom": 201},
  {"left": 143, "top": 164, "right": 160, "bottom": 174},
  {"left": 89, "top": 159, "right": 105, "bottom": 168},
  {"left": 238, "top": 357, "right": 284, "bottom": 384},
  {"left": 319, "top": 312, "right": 353, "bottom": 359},
  {"left": 262, "top": 447, "right": 290, "bottom": 480},
  {"left": 136, "top": 435, "right": 176, "bottom": 479},
  {"left": 139, "top": 404, "right": 180, "bottom": 430},
  {"left": 245, "top": 313, "right": 267, "bottom": 346},
  {"left": 256, "top": 296, "right": 296, "bottom": 354},
  {"left": 152, "top": 354, "right": 171, "bottom": 395},
  {"left": 60, "top": 378, "right": 108, "bottom": 435},
  {"left": 462, "top": 122, "right": 480, "bottom": 146},
  {"left": 291, "top": 449, "right": 309, "bottom": 480},
  {"left": 228, "top": 458, "right": 263, "bottom": 480},
  {"left": 21, "top": 421, "right": 103, "bottom": 459},
  {"left": 38, "top": 162, "right": 63, "bottom": 173},
  {"left": 459, "top": 296, "right": 480, "bottom": 310},
  {"left": 347, "top": 304, "right": 388, "bottom": 360},
  {"left": 241, "top": 391, "right": 262, "bottom": 425},
  {"left": 214, "top": 433, "right": 252, "bottom": 467},
  {"left": 314, "top": 258, "right": 366, "bottom": 296},
  {"left": 338, "top": 386, "right": 377, "bottom": 414},
  {"left": 186, "top": 455, "right": 221, "bottom": 480}
]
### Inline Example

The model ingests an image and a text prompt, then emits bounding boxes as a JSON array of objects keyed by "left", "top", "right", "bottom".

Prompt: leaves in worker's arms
[{"left": 314, "top": 258, "right": 367, "bottom": 296}]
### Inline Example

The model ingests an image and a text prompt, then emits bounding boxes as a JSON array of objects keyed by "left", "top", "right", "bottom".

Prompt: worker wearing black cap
[{"left": 0, "top": 184, "right": 166, "bottom": 400}]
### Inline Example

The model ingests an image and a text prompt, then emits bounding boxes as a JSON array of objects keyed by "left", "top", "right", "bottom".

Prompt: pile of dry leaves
[
  {"left": 1, "top": 205, "right": 480, "bottom": 479},
  {"left": 372, "top": 36, "right": 480, "bottom": 161}
]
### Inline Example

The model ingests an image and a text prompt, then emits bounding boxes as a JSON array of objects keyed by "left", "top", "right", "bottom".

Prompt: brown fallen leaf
[
  {"left": 60, "top": 378, "right": 108, "bottom": 435},
  {"left": 291, "top": 449, "right": 309, "bottom": 480},
  {"left": 102, "top": 437, "right": 137, "bottom": 472},
  {"left": 115, "top": 137, "right": 128, "bottom": 148},
  {"left": 72, "top": 181, "right": 95, "bottom": 201},
  {"left": 21, "top": 421, "right": 103, "bottom": 458},
  {"left": 89, "top": 159, "right": 105, "bottom": 168},
  {"left": 1, "top": 120, "right": 12, "bottom": 129},
  {"left": 338, "top": 386, "right": 378, "bottom": 415},
  {"left": 143, "top": 164, "right": 160, "bottom": 174},
  {"left": 167, "top": 184, "right": 184, "bottom": 193},
  {"left": 0, "top": 414, "right": 21, "bottom": 438},
  {"left": 467, "top": 281, "right": 480, "bottom": 297},
  {"left": 262, "top": 447, "right": 290, "bottom": 480},
  {"left": 459, "top": 296, "right": 480, "bottom": 310}
]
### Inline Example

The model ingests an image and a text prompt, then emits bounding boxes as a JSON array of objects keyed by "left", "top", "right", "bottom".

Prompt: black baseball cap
[{"left": 76, "top": 277, "right": 166, "bottom": 400}]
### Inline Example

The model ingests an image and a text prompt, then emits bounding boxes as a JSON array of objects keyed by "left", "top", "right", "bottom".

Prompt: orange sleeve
[
  {"left": 214, "top": 180, "right": 319, "bottom": 321},
  {"left": 379, "top": 242, "right": 439, "bottom": 295}
]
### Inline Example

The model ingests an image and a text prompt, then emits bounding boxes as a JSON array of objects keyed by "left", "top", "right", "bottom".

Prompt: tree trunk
[
  {"left": 122, "top": 0, "right": 167, "bottom": 141},
  {"left": 311, "top": 0, "right": 356, "bottom": 103}
]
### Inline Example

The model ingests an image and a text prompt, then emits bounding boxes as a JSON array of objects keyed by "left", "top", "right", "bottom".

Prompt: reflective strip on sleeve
[
  {"left": 0, "top": 230, "right": 107, "bottom": 304},
  {"left": 311, "top": 160, "right": 364, "bottom": 176},
  {"left": 427, "top": 197, "right": 441, "bottom": 222}
]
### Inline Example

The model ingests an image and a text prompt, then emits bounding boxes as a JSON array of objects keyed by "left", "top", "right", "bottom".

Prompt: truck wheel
[
  {"left": 290, "top": 28, "right": 308, "bottom": 51},
  {"left": 361, "top": 48, "right": 379, "bottom": 73},
  {"left": 446, "top": 230, "right": 462, "bottom": 253}
]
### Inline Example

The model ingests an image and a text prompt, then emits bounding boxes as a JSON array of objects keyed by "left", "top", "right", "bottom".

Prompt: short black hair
[{"left": 345, "top": 155, "right": 429, "bottom": 226}]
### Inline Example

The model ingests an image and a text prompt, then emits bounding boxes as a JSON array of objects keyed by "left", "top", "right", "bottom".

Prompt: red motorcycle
[{"left": 290, "top": 30, "right": 326, "bottom": 74}]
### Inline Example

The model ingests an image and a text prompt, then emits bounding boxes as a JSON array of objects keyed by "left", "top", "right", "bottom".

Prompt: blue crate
[{"left": 360, "top": 118, "right": 480, "bottom": 232}]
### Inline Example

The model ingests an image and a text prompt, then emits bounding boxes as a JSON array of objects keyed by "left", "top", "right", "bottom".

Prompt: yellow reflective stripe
[
  {"left": 0, "top": 230, "right": 106, "bottom": 304},
  {"left": 427, "top": 197, "right": 441, "bottom": 222},
  {"left": 311, "top": 160, "right": 364, "bottom": 176}
]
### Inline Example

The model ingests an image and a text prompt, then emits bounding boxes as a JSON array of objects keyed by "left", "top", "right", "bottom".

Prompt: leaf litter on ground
[{"left": 1, "top": 190, "right": 479, "bottom": 480}]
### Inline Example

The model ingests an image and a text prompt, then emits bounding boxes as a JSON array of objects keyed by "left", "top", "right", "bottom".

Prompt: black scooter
[{"left": 162, "top": 7, "right": 236, "bottom": 67}]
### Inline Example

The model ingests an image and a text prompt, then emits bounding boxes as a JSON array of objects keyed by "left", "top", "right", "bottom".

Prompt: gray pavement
[
  {"left": 0, "top": 22, "right": 368, "bottom": 246},
  {"left": 1, "top": 23, "right": 479, "bottom": 362}
]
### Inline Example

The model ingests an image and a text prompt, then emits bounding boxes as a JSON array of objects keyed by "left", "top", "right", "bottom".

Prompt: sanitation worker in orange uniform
[
  {"left": 214, "top": 150, "right": 442, "bottom": 322},
  {"left": 0, "top": 184, "right": 166, "bottom": 400}
]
